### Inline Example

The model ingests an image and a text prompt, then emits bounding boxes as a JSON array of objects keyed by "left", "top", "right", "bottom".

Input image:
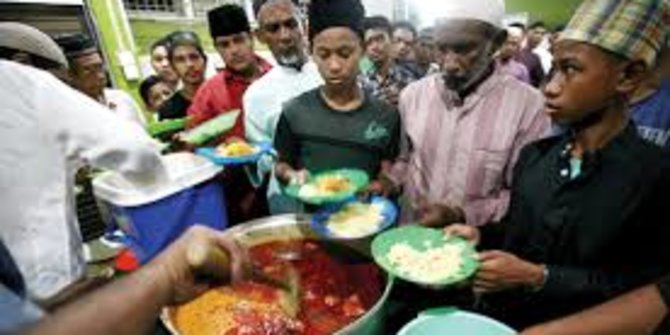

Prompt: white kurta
[
  {"left": 0, "top": 61, "right": 165, "bottom": 300},
  {"left": 243, "top": 61, "right": 323, "bottom": 212},
  {"left": 243, "top": 61, "right": 323, "bottom": 144},
  {"left": 533, "top": 40, "right": 554, "bottom": 75},
  {"left": 103, "top": 88, "right": 147, "bottom": 127}
]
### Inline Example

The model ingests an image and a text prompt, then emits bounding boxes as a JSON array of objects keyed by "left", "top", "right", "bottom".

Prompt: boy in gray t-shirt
[{"left": 274, "top": 0, "right": 400, "bottom": 188}]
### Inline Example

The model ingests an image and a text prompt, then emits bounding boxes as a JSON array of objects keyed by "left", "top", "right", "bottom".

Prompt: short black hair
[
  {"left": 529, "top": 21, "right": 546, "bottom": 30},
  {"left": 166, "top": 31, "right": 206, "bottom": 63},
  {"left": 508, "top": 22, "right": 526, "bottom": 32},
  {"left": 364, "top": 16, "right": 392, "bottom": 36},
  {"left": 418, "top": 27, "right": 435, "bottom": 43},
  {"left": 253, "top": 0, "right": 299, "bottom": 17},
  {"left": 139, "top": 75, "right": 163, "bottom": 106},
  {"left": 552, "top": 24, "right": 566, "bottom": 34},
  {"left": 0, "top": 45, "right": 64, "bottom": 71},
  {"left": 393, "top": 21, "right": 417, "bottom": 39},
  {"left": 150, "top": 37, "right": 171, "bottom": 54}
]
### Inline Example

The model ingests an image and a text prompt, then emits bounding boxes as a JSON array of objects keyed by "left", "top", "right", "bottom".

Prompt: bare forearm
[
  {"left": 522, "top": 285, "right": 667, "bottom": 335},
  {"left": 17, "top": 226, "right": 245, "bottom": 335},
  {"left": 275, "top": 162, "right": 296, "bottom": 184},
  {"left": 22, "top": 264, "right": 172, "bottom": 335}
]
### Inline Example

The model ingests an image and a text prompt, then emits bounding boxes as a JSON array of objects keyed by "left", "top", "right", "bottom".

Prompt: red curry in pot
[{"left": 170, "top": 239, "right": 384, "bottom": 335}]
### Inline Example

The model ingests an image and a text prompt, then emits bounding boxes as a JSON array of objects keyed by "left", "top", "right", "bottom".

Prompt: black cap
[
  {"left": 55, "top": 33, "right": 97, "bottom": 59},
  {"left": 207, "top": 4, "right": 251, "bottom": 39},
  {"left": 308, "top": 0, "right": 365, "bottom": 42}
]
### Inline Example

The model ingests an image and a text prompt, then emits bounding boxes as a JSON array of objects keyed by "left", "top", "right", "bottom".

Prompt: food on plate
[
  {"left": 386, "top": 241, "right": 464, "bottom": 284},
  {"left": 216, "top": 141, "right": 257, "bottom": 157},
  {"left": 298, "top": 175, "right": 353, "bottom": 198},
  {"left": 317, "top": 175, "right": 351, "bottom": 193},
  {"left": 326, "top": 202, "right": 385, "bottom": 238},
  {"left": 169, "top": 239, "right": 383, "bottom": 335}
]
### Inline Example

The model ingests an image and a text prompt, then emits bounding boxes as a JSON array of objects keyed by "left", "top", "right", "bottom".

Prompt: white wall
[{"left": 362, "top": 0, "right": 394, "bottom": 18}]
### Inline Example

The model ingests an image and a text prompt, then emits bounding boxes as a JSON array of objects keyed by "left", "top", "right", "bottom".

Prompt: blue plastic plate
[
  {"left": 311, "top": 196, "right": 398, "bottom": 240},
  {"left": 196, "top": 142, "right": 274, "bottom": 166}
]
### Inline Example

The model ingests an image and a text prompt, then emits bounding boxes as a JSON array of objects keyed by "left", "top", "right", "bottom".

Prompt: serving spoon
[{"left": 187, "top": 242, "right": 301, "bottom": 317}]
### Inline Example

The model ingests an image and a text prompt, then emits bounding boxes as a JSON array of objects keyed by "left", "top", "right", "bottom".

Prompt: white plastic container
[{"left": 93, "top": 153, "right": 227, "bottom": 262}]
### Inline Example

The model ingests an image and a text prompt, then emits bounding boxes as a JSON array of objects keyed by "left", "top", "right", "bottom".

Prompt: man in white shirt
[
  {"left": 526, "top": 21, "right": 553, "bottom": 75},
  {"left": 56, "top": 33, "right": 147, "bottom": 127},
  {"left": 0, "top": 23, "right": 165, "bottom": 302},
  {"left": 244, "top": 0, "right": 323, "bottom": 213}
]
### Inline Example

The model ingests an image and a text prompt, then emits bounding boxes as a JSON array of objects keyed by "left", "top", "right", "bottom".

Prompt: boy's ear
[{"left": 616, "top": 59, "right": 648, "bottom": 95}]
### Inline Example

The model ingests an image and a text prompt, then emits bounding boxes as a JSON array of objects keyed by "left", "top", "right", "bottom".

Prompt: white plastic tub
[{"left": 93, "top": 153, "right": 227, "bottom": 262}]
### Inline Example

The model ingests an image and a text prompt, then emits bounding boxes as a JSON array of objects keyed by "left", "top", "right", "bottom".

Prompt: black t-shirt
[
  {"left": 655, "top": 277, "right": 670, "bottom": 334},
  {"left": 158, "top": 91, "right": 191, "bottom": 120},
  {"left": 274, "top": 88, "right": 400, "bottom": 178},
  {"left": 659, "top": 276, "right": 670, "bottom": 307}
]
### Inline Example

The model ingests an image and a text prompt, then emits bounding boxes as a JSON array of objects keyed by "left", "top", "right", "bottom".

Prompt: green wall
[
  {"left": 506, "top": 0, "right": 583, "bottom": 27},
  {"left": 130, "top": 19, "right": 268, "bottom": 56},
  {"left": 90, "top": 0, "right": 144, "bottom": 111},
  {"left": 130, "top": 19, "right": 213, "bottom": 54},
  {"left": 130, "top": 1, "right": 586, "bottom": 54}
]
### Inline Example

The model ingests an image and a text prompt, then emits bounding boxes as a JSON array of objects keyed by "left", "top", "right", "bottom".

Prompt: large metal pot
[{"left": 161, "top": 214, "right": 394, "bottom": 335}]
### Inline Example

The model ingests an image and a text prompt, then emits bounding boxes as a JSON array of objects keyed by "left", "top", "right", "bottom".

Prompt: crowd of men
[{"left": 1, "top": 0, "right": 670, "bottom": 334}]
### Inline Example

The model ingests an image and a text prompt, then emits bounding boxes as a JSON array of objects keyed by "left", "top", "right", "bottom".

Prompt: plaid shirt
[{"left": 361, "top": 62, "right": 420, "bottom": 106}]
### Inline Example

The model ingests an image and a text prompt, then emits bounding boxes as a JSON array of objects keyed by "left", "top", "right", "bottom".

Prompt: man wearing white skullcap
[
  {"left": 0, "top": 23, "right": 166, "bottom": 303},
  {"left": 0, "top": 22, "right": 69, "bottom": 81},
  {"left": 380, "top": 0, "right": 549, "bottom": 229},
  {"left": 436, "top": 0, "right": 506, "bottom": 28}
]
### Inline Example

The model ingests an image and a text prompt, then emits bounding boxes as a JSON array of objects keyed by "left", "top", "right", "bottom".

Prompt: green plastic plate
[
  {"left": 372, "top": 225, "right": 479, "bottom": 286},
  {"left": 147, "top": 118, "right": 187, "bottom": 137},
  {"left": 283, "top": 169, "right": 370, "bottom": 205},
  {"left": 180, "top": 110, "right": 240, "bottom": 145}
]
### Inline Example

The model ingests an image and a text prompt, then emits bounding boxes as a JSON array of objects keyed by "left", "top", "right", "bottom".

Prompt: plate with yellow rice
[
  {"left": 311, "top": 196, "right": 397, "bottom": 240},
  {"left": 196, "top": 141, "right": 273, "bottom": 166},
  {"left": 284, "top": 169, "right": 369, "bottom": 205}
]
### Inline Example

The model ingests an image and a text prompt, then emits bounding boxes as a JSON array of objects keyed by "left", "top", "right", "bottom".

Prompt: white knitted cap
[
  {"left": 0, "top": 22, "right": 68, "bottom": 68},
  {"left": 435, "top": 0, "right": 506, "bottom": 28}
]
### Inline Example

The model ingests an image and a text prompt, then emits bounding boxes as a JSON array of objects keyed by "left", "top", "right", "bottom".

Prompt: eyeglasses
[
  {"left": 77, "top": 62, "right": 106, "bottom": 77},
  {"left": 262, "top": 18, "right": 299, "bottom": 33}
]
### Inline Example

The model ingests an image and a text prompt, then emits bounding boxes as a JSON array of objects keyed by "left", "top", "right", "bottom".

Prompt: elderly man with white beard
[
  {"left": 380, "top": 0, "right": 549, "bottom": 228},
  {"left": 243, "top": 0, "right": 323, "bottom": 214}
]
